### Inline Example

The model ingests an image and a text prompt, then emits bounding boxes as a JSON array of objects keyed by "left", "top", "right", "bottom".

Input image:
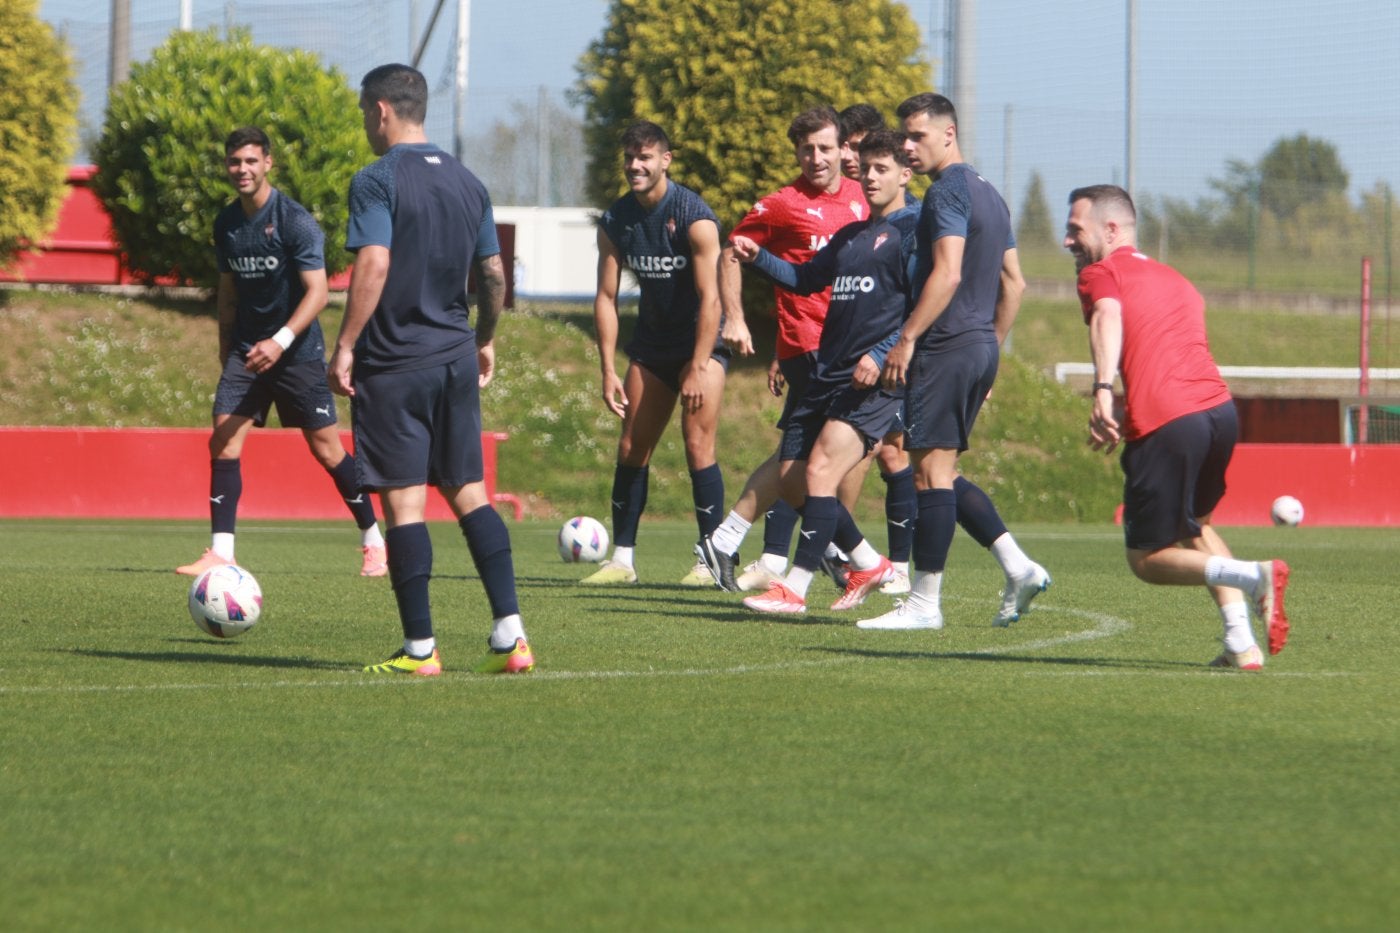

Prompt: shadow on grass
[
  {"left": 805, "top": 644, "right": 1200, "bottom": 671},
  {"left": 64, "top": 646, "right": 347, "bottom": 671}
]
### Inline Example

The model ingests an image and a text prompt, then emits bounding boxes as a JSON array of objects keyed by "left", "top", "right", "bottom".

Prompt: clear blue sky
[{"left": 40, "top": 1, "right": 1400, "bottom": 210}]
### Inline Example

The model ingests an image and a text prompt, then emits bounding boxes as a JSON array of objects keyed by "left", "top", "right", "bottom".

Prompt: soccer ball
[
  {"left": 188, "top": 564, "right": 263, "bottom": 638},
  {"left": 1270, "top": 495, "right": 1305, "bottom": 527},
  {"left": 558, "top": 515, "right": 609, "bottom": 563}
]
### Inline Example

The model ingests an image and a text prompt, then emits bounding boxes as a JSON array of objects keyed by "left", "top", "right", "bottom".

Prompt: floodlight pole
[
  {"left": 454, "top": 0, "right": 470, "bottom": 162},
  {"left": 179, "top": 0, "right": 192, "bottom": 30},
  {"left": 109, "top": 0, "right": 130, "bottom": 86},
  {"left": 1125, "top": 0, "right": 1137, "bottom": 201},
  {"left": 1360, "top": 257, "right": 1372, "bottom": 444}
]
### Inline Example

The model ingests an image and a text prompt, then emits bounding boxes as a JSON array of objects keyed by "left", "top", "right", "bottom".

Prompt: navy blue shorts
[
  {"left": 902, "top": 339, "right": 998, "bottom": 452},
  {"left": 631, "top": 349, "right": 732, "bottom": 394},
  {"left": 351, "top": 354, "right": 483, "bottom": 491},
  {"left": 1120, "top": 400, "right": 1238, "bottom": 551},
  {"left": 775, "top": 351, "right": 818, "bottom": 430},
  {"left": 213, "top": 353, "right": 337, "bottom": 430},
  {"left": 779, "top": 381, "right": 905, "bottom": 463}
]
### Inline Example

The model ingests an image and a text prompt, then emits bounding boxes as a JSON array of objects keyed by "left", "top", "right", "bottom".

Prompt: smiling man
[{"left": 175, "top": 126, "right": 385, "bottom": 580}]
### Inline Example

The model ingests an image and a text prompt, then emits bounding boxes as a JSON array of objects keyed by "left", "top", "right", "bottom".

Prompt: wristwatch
[{"left": 1091, "top": 382, "right": 1114, "bottom": 393}]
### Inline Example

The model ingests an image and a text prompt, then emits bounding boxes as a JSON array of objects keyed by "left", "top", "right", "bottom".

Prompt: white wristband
[{"left": 271, "top": 326, "right": 295, "bottom": 351}]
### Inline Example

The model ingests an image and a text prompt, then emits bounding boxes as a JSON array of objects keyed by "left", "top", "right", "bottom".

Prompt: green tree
[
  {"left": 0, "top": 0, "right": 78, "bottom": 269},
  {"left": 1015, "top": 171, "right": 1054, "bottom": 251},
  {"left": 1257, "top": 133, "right": 1348, "bottom": 220},
  {"left": 574, "top": 0, "right": 929, "bottom": 228},
  {"left": 92, "top": 28, "right": 370, "bottom": 285}
]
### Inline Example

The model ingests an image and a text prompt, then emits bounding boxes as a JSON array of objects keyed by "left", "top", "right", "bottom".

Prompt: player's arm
[
  {"left": 739, "top": 232, "right": 840, "bottom": 296},
  {"left": 216, "top": 272, "right": 237, "bottom": 367},
  {"left": 718, "top": 243, "right": 754, "bottom": 356},
  {"left": 245, "top": 267, "right": 328, "bottom": 375},
  {"left": 680, "top": 218, "right": 723, "bottom": 414},
  {"left": 328, "top": 245, "right": 389, "bottom": 398},
  {"left": 881, "top": 234, "right": 964, "bottom": 389},
  {"left": 993, "top": 247, "right": 1026, "bottom": 346},
  {"left": 593, "top": 227, "right": 628, "bottom": 418},
  {"left": 474, "top": 252, "right": 507, "bottom": 388},
  {"left": 1086, "top": 296, "right": 1124, "bottom": 452}
]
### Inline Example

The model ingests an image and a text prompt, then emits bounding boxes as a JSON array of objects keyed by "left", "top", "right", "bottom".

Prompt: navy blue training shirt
[
  {"left": 345, "top": 142, "right": 500, "bottom": 373},
  {"left": 214, "top": 187, "right": 326, "bottom": 364},
  {"left": 912, "top": 163, "right": 1015, "bottom": 351},
  {"left": 598, "top": 180, "right": 722, "bottom": 361},
  {"left": 751, "top": 205, "right": 918, "bottom": 387}
]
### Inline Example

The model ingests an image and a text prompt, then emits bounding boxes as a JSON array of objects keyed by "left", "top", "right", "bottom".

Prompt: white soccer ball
[
  {"left": 188, "top": 564, "right": 263, "bottom": 638},
  {"left": 1270, "top": 495, "right": 1305, "bottom": 527},
  {"left": 558, "top": 515, "right": 609, "bottom": 563}
]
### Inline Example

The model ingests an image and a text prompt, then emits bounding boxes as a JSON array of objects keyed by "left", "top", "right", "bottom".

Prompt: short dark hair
[
  {"left": 787, "top": 106, "right": 841, "bottom": 146},
  {"left": 621, "top": 120, "right": 671, "bottom": 153},
  {"left": 224, "top": 126, "right": 271, "bottom": 156},
  {"left": 858, "top": 129, "right": 910, "bottom": 167},
  {"left": 896, "top": 92, "right": 957, "bottom": 129},
  {"left": 1069, "top": 184, "right": 1137, "bottom": 222},
  {"left": 361, "top": 63, "right": 428, "bottom": 124},
  {"left": 838, "top": 104, "right": 885, "bottom": 142}
]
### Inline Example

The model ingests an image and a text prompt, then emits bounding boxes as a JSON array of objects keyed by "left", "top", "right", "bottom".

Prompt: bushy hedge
[
  {"left": 92, "top": 28, "right": 371, "bottom": 285},
  {"left": 0, "top": 0, "right": 78, "bottom": 269}
]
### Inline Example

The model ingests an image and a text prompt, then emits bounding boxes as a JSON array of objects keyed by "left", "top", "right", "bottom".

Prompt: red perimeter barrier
[
  {"left": 1209, "top": 443, "right": 1399, "bottom": 526},
  {"left": 0, "top": 427, "right": 523, "bottom": 522}
]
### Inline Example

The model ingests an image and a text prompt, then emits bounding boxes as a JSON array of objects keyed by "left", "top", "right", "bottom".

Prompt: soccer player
[
  {"left": 176, "top": 126, "right": 386, "bottom": 579},
  {"left": 857, "top": 93, "right": 1049, "bottom": 631},
  {"left": 1064, "top": 184, "right": 1290, "bottom": 669},
  {"left": 329, "top": 64, "right": 532, "bottom": 676},
  {"left": 705, "top": 106, "right": 871, "bottom": 593},
  {"left": 726, "top": 130, "right": 919, "bottom": 615},
  {"left": 582, "top": 121, "right": 728, "bottom": 586}
]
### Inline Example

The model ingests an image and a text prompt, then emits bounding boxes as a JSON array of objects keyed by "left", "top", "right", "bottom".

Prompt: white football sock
[
  {"left": 406, "top": 637, "right": 436, "bottom": 657},
  {"left": 1204, "top": 556, "right": 1262, "bottom": 592},
  {"left": 848, "top": 540, "right": 880, "bottom": 571},
  {"left": 1219, "top": 602, "right": 1256, "bottom": 653},
  {"left": 990, "top": 532, "right": 1032, "bottom": 580},
  {"left": 710, "top": 511, "right": 751, "bottom": 556},
  {"left": 211, "top": 533, "right": 235, "bottom": 562},
  {"left": 490, "top": 614, "right": 526, "bottom": 651},
  {"left": 904, "top": 569, "right": 943, "bottom": 616},
  {"left": 612, "top": 546, "right": 635, "bottom": 569},
  {"left": 786, "top": 566, "right": 815, "bottom": 599},
  {"left": 759, "top": 552, "right": 789, "bottom": 575},
  {"left": 361, "top": 524, "right": 385, "bottom": 548}
]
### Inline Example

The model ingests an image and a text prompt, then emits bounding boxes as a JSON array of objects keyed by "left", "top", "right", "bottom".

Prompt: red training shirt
[
  {"left": 1076, "top": 246, "right": 1231, "bottom": 440},
  {"left": 731, "top": 175, "right": 868, "bottom": 359}
]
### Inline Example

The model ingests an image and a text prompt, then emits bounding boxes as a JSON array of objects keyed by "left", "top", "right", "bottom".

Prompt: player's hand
[
  {"left": 721, "top": 315, "right": 754, "bottom": 356},
  {"left": 477, "top": 342, "right": 496, "bottom": 387},
  {"left": 244, "top": 338, "right": 283, "bottom": 374},
  {"left": 730, "top": 236, "right": 760, "bottom": 263},
  {"left": 1087, "top": 397, "right": 1122, "bottom": 453},
  {"left": 852, "top": 354, "right": 880, "bottom": 389},
  {"left": 602, "top": 370, "right": 628, "bottom": 418},
  {"left": 328, "top": 346, "right": 355, "bottom": 397},
  {"left": 880, "top": 340, "right": 913, "bottom": 390},
  {"left": 766, "top": 358, "right": 785, "bottom": 397},
  {"left": 680, "top": 361, "right": 707, "bottom": 414}
]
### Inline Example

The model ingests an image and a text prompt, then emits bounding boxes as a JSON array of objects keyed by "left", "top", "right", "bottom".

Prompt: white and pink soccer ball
[
  {"left": 1270, "top": 495, "right": 1305, "bottom": 527},
  {"left": 558, "top": 515, "right": 609, "bottom": 563},
  {"left": 188, "top": 564, "right": 263, "bottom": 638}
]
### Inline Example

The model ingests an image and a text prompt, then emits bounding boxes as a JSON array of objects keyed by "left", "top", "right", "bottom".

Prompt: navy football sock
[
  {"left": 689, "top": 463, "right": 725, "bottom": 538},
  {"left": 792, "top": 496, "right": 839, "bottom": 572},
  {"left": 913, "top": 488, "right": 957, "bottom": 574},
  {"left": 610, "top": 464, "right": 648, "bottom": 548},
  {"left": 954, "top": 476, "right": 1008, "bottom": 549},
  {"left": 831, "top": 502, "right": 866, "bottom": 555},
  {"left": 386, "top": 522, "right": 434, "bottom": 641},
  {"left": 882, "top": 466, "right": 917, "bottom": 562},
  {"left": 209, "top": 458, "right": 242, "bottom": 535},
  {"left": 325, "top": 453, "right": 379, "bottom": 530},
  {"left": 460, "top": 505, "right": 520, "bottom": 620},
  {"left": 761, "top": 499, "right": 800, "bottom": 559}
]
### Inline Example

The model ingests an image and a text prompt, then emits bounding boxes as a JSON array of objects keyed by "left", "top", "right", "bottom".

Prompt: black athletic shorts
[
  {"left": 902, "top": 339, "right": 998, "bottom": 452},
  {"left": 213, "top": 353, "right": 337, "bottom": 430},
  {"left": 779, "top": 381, "right": 905, "bottom": 463},
  {"left": 631, "top": 349, "right": 732, "bottom": 395},
  {"left": 351, "top": 354, "right": 483, "bottom": 490},
  {"left": 775, "top": 351, "right": 818, "bottom": 430},
  {"left": 1120, "top": 400, "right": 1238, "bottom": 552}
]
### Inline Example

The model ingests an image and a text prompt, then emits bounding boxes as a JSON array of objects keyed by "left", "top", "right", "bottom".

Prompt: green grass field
[{"left": 2, "top": 518, "right": 1396, "bottom": 931}]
